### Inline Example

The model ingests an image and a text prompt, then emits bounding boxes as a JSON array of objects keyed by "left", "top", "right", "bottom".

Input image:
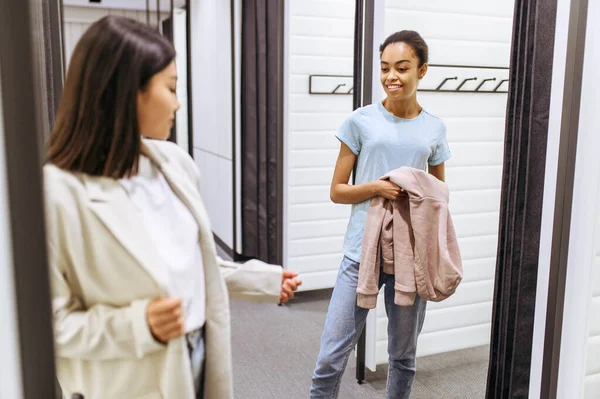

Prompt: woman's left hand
[{"left": 280, "top": 270, "right": 302, "bottom": 303}]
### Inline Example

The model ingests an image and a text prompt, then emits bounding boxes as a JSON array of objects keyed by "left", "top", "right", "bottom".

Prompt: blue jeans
[
  {"left": 309, "top": 256, "right": 427, "bottom": 399},
  {"left": 186, "top": 327, "right": 205, "bottom": 399}
]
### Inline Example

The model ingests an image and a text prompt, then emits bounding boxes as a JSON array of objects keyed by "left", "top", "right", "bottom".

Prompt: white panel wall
[
  {"left": 286, "top": 0, "right": 355, "bottom": 290},
  {"left": 586, "top": 214, "right": 600, "bottom": 398},
  {"left": 173, "top": 8, "right": 189, "bottom": 153},
  {"left": 190, "top": 0, "right": 234, "bottom": 248},
  {"left": 0, "top": 67, "right": 24, "bottom": 399},
  {"left": 63, "top": 7, "right": 170, "bottom": 68},
  {"left": 285, "top": 0, "right": 514, "bottom": 358},
  {"left": 579, "top": 3, "right": 600, "bottom": 397}
]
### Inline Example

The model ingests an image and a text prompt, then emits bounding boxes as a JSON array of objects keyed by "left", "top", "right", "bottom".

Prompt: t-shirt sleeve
[
  {"left": 428, "top": 124, "right": 451, "bottom": 166},
  {"left": 335, "top": 116, "right": 361, "bottom": 155}
]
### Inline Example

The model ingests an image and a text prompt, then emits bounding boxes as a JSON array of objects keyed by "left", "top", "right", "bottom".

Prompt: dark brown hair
[
  {"left": 48, "top": 16, "right": 175, "bottom": 178},
  {"left": 379, "top": 30, "right": 429, "bottom": 67}
]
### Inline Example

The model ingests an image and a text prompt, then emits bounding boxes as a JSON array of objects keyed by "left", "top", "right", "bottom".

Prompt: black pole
[
  {"left": 353, "top": 0, "right": 365, "bottom": 383},
  {"left": 352, "top": 0, "right": 363, "bottom": 112},
  {"left": 170, "top": 0, "right": 174, "bottom": 40},
  {"left": 47, "top": 0, "right": 65, "bottom": 124},
  {"left": 185, "top": 1, "right": 194, "bottom": 156},
  {"left": 353, "top": 0, "right": 375, "bottom": 384},
  {"left": 146, "top": 0, "right": 150, "bottom": 26},
  {"left": 156, "top": 0, "right": 160, "bottom": 30}
]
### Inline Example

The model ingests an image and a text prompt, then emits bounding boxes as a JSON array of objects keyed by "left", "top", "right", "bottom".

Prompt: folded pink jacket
[{"left": 357, "top": 167, "right": 463, "bottom": 308}]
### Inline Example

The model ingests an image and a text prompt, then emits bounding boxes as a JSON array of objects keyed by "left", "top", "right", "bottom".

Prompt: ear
[{"left": 419, "top": 64, "right": 428, "bottom": 80}]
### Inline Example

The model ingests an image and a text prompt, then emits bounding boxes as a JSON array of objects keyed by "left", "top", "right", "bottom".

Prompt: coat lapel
[
  {"left": 82, "top": 141, "right": 222, "bottom": 301},
  {"left": 82, "top": 174, "right": 170, "bottom": 294}
]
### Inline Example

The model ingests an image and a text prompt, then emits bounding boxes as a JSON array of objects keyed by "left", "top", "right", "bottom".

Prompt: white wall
[
  {"left": 173, "top": 8, "right": 189, "bottom": 153},
  {"left": 63, "top": 6, "right": 170, "bottom": 67},
  {"left": 554, "top": 0, "right": 600, "bottom": 395},
  {"left": 286, "top": 0, "right": 355, "bottom": 291},
  {"left": 586, "top": 213, "right": 600, "bottom": 398},
  {"left": 0, "top": 68, "right": 24, "bottom": 399},
  {"left": 189, "top": 0, "right": 234, "bottom": 248},
  {"left": 582, "top": 6, "right": 600, "bottom": 398}
]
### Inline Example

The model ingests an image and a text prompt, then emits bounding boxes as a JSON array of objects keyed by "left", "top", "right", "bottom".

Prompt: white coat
[{"left": 44, "top": 139, "right": 282, "bottom": 399}]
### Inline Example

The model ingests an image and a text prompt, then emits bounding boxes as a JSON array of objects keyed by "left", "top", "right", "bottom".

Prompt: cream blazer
[{"left": 44, "top": 139, "right": 282, "bottom": 399}]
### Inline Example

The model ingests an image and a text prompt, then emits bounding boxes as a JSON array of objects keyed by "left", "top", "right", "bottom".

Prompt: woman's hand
[
  {"left": 280, "top": 270, "right": 302, "bottom": 303},
  {"left": 372, "top": 179, "right": 403, "bottom": 200},
  {"left": 146, "top": 297, "right": 185, "bottom": 344}
]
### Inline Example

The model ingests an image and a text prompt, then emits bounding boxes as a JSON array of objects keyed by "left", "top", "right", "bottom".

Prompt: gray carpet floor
[{"left": 230, "top": 289, "right": 489, "bottom": 399}]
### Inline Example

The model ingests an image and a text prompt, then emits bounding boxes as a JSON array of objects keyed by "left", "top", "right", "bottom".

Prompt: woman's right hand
[
  {"left": 146, "top": 297, "right": 185, "bottom": 344},
  {"left": 372, "top": 179, "right": 403, "bottom": 200}
]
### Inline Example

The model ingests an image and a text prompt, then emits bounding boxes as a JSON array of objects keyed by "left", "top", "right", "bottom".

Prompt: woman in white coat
[{"left": 44, "top": 16, "right": 301, "bottom": 399}]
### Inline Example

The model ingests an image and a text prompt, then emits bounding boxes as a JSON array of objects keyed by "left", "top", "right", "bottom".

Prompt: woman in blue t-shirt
[{"left": 309, "top": 31, "right": 451, "bottom": 399}]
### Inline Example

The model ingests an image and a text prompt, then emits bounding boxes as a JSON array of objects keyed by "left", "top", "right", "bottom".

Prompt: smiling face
[
  {"left": 380, "top": 42, "right": 427, "bottom": 100},
  {"left": 137, "top": 60, "right": 180, "bottom": 140}
]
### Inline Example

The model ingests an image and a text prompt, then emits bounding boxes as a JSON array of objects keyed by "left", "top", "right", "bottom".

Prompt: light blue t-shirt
[{"left": 337, "top": 101, "right": 451, "bottom": 263}]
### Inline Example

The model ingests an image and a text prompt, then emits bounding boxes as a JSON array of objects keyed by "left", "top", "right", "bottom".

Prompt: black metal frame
[
  {"left": 146, "top": 0, "right": 150, "bottom": 26},
  {"left": 352, "top": 0, "right": 374, "bottom": 384},
  {"left": 156, "top": 0, "right": 161, "bottom": 30},
  {"left": 230, "top": 0, "right": 238, "bottom": 258},
  {"left": 275, "top": 0, "right": 286, "bottom": 267},
  {"left": 169, "top": 0, "right": 174, "bottom": 43},
  {"left": 48, "top": 0, "right": 65, "bottom": 119},
  {"left": 0, "top": 1, "right": 57, "bottom": 397},
  {"left": 185, "top": 1, "right": 194, "bottom": 156}
]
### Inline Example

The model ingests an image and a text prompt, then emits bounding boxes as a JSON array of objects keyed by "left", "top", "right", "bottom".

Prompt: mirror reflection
[
  {"left": 232, "top": 1, "right": 514, "bottom": 398},
  {"left": 43, "top": 0, "right": 515, "bottom": 398}
]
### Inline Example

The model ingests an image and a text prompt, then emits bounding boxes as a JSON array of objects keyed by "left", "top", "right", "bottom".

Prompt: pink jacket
[{"left": 357, "top": 167, "right": 463, "bottom": 308}]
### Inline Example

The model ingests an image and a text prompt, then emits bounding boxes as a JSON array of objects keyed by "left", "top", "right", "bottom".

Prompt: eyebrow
[
  {"left": 169, "top": 76, "right": 178, "bottom": 81},
  {"left": 381, "top": 60, "right": 412, "bottom": 65}
]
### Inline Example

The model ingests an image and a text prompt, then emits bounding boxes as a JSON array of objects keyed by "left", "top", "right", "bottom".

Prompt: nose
[
  {"left": 175, "top": 97, "right": 181, "bottom": 111},
  {"left": 386, "top": 70, "right": 400, "bottom": 82}
]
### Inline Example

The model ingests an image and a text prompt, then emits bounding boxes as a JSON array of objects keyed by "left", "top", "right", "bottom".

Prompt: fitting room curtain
[
  {"left": 486, "top": 0, "right": 557, "bottom": 397},
  {"left": 240, "top": 0, "right": 284, "bottom": 264}
]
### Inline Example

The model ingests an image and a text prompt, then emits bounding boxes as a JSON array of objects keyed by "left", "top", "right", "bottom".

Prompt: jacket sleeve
[
  {"left": 178, "top": 145, "right": 283, "bottom": 304},
  {"left": 45, "top": 178, "right": 164, "bottom": 361},
  {"left": 51, "top": 274, "right": 164, "bottom": 361},
  {"left": 217, "top": 257, "right": 282, "bottom": 303}
]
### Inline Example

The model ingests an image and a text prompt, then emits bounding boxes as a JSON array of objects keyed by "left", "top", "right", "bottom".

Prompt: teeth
[{"left": 387, "top": 85, "right": 401, "bottom": 88}]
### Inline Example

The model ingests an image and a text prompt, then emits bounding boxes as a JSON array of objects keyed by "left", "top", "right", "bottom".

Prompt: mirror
[
  {"left": 230, "top": 0, "right": 515, "bottom": 398},
  {"left": 34, "top": 0, "right": 533, "bottom": 398}
]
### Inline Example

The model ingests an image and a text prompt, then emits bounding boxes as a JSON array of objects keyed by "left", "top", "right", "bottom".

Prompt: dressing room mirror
[
  {"left": 228, "top": 1, "right": 515, "bottom": 398},
  {"left": 52, "top": 0, "right": 515, "bottom": 398},
  {"left": 23, "top": 0, "right": 558, "bottom": 398}
]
